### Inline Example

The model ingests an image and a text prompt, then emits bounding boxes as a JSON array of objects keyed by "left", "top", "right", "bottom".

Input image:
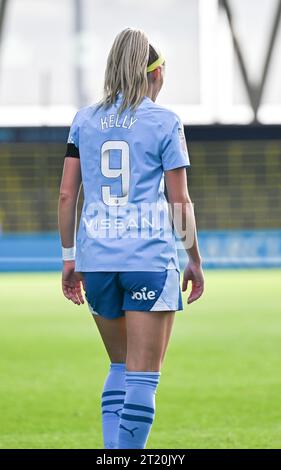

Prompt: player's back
[
  {"left": 67, "top": 92, "right": 190, "bottom": 272},
  {"left": 78, "top": 92, "right": 179, "bottom": 206}
]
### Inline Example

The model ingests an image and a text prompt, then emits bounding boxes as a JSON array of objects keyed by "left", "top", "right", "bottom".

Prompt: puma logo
[
  {"left": 120, "top": 424, "right": 138, "bottom": 438},
  {"left": 103, "top": 408, "right": 123, "bottom": 417}
]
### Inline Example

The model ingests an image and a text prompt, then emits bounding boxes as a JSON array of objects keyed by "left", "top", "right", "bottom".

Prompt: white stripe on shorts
[{"left": 150, "top": 269, "right": 180, "bottom": 311}]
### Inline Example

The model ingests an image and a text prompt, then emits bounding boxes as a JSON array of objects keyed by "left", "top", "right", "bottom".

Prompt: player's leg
[
  {"left": 92, "top": 315, "right": 127, "bottom": 447},
  {"left": 125, "top": 309, "right": 175, "bottom": 371},
  {"left": 82, "top": 272, "right": 127, "bottom": 449},
  {"left": 117, "top": 270, "right": 181, "bottom": 449},
  {"left": 93, "top": 314, "right": 127, "bottom": 364},
  {"left": 117, "top": 310, "right": 174, "bottom": 449}
]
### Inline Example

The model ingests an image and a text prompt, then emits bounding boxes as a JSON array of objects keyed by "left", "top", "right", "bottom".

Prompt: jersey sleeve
[
  {"left": 161, "top": 114, "right": 190, "bottom": 171},
  {"left": 64, "top": 110, "right": 80, "bottom": 158}
]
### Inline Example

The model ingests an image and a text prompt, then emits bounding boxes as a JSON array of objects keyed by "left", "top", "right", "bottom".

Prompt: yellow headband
[{"left": 147, "top": 55, "right": 165, "bottom": 73}]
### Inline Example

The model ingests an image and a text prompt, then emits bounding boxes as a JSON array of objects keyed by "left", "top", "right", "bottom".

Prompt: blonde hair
[{"left": 100, "top": 28, "right": 150, "bottom": 114}]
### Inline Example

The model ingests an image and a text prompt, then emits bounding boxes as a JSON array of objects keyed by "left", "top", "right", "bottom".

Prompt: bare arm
[
  {"left": 58, "top": 157, "right": 82, "bottom": 246},
  {"left": 58, "top": 157, "right": 84, "bottom": 305},
  {"left": 165, "top": 167, "right": 204, "bottom": 304}
]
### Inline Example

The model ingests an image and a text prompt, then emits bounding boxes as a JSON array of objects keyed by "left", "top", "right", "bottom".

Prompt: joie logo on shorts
[{"left": 131, "top": 287, "right": 157, "bottom": 301}]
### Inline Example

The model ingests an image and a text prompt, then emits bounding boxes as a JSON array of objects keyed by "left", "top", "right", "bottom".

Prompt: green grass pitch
[{"left": 0, "top": 269, "right": 280, "bottom": 449}]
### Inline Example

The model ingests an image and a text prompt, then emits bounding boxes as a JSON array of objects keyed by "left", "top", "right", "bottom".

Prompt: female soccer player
[{"left": 58, "top": 28, "right": 204, "bottom": 449}]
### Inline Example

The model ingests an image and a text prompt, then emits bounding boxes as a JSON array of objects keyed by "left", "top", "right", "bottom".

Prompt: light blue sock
[
  {"left": 117, "top": 370, "right": 161, "bottom": 449},
  {"left": 101, "top": 362, "right": 126, "bottom": 449}
]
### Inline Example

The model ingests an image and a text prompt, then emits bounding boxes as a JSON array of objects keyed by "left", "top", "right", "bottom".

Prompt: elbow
[{"left": 59, "top": 191, "right": 77, "bottom": 205}]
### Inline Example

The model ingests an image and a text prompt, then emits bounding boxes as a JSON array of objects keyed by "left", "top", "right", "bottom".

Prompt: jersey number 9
[{"left": 101, "top": 140, "right": 130, "bottom": 206}]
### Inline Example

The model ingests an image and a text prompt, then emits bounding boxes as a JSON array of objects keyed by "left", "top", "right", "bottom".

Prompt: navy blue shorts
[{"left": 82, "top": 270, "right": 183, "bottom": 319}]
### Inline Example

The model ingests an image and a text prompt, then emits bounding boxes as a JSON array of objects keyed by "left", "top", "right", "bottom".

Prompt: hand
[
  {"left": 182, "top": 261, "right": 204, "bottom": 304},
  {"left": 62, "top": 260, "right": 85, "bottom": 305}
]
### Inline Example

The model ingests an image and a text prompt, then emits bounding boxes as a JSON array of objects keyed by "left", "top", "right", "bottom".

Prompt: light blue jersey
[{"left": 65, "top": 92, "right": 190, "bottom": 272}]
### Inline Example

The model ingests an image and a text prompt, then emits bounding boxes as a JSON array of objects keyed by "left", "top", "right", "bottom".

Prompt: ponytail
[{"left": 100, "top": 28, "right": 160, "bottom": 114}]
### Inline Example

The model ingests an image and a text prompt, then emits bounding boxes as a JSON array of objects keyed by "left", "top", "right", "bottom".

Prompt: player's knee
[{"left": 126, "top": 353, "right": 162, "bottom": 372}]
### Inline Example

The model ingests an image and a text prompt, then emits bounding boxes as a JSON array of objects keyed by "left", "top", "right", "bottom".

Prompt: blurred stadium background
[
  {"left": 0, "top": 0, "right": 280, "bottom": 449},
  {"left": 0, "top": 0, "right": 281, "bottom": 269}
]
